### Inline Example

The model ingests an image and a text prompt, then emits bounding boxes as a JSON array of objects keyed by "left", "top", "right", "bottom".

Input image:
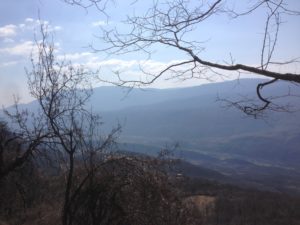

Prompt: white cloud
[
  {"left": 57, "top": 52, "right": 93, "bottom": 61},
  {"left": 21, "top": 18, "right": 62, "bottom": 32},
  {"left": 97, "top": 59, "right": 185, "bottom": 72},
  {"left": 53, "top": 26, "right": 62, "bottom": 31},
  {"left": 0, "top": 41, "right": 35, "bottom": 56},
  {"left": 92, "top": 20, "right": 108, "bottom": 27},
  {"left": 97, "top": 59, "right": 138, "bottom": 67},
  {"left": 0, "top": 61, "right": 19, "bottom": 68},
  {"left": 87, "top": 58, "right": 226, "bottom": 88},
  {"left": 0, "top": 19, "right": 62, "bottom": 42},
  {"left": 25, "top": 18, "right": 35, "bottom": 23},
  {"left": 19, "top": 23, "right": 26, "bottom": 29},
  {"left": 0, "top": 24, "right": 17, "bottom": 37},
  {"left": 77, "top": 57, "right": 192, "bottom": 84},
  {"left": 77, "top": 57, "right": 186, "bottom": 73},
  {"left": 2, "top": 38, "right": 15, "bottom": 43}
]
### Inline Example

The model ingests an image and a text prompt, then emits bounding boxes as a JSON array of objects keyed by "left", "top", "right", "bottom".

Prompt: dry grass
[{"left": 186, "top": 195, "right": 215, "bottom": 212}]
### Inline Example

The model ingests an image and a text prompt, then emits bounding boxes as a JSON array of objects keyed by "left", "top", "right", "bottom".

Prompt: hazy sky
[{"left": 0, "top": 0, "right": 299, "bottom": 106}]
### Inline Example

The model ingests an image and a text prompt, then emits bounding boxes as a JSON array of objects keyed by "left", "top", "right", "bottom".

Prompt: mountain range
[{"left": 2, "top": 78, "right": 300, "bottom": 193}]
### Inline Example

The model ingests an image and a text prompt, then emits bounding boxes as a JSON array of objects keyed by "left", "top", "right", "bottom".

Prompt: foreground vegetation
[{"left": 1, "top": 123, "right": 300, "bottom": 225}]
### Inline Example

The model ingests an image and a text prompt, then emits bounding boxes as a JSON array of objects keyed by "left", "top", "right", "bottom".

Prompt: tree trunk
[{"left": 62, "top": 152, "right": 74, "bottom": 225}]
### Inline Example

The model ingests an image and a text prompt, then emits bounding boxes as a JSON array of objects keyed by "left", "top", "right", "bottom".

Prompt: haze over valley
[{"left": 4, "top": 78, "right": 300, "bottom": 194}]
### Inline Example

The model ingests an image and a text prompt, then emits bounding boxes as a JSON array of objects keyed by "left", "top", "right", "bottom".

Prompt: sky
[{"left": 0, "top": 0, "right": 299, "bottom": 107}]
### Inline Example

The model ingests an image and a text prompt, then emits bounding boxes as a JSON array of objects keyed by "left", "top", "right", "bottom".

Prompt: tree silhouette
[
  {"left": 4, "top": 24, "right": 120, "bottom": 225},
  {"left": 65, "top": 0, "right": 300, "bottom": 117}
]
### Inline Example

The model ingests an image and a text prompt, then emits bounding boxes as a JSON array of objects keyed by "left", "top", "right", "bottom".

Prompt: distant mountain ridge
[
  {"left": 2, "top": 78, "right": 300, "bottom": 194},
  {"left": 95, "top": 79, "right": 300, "bottom": 141},
  {"left": 93, "top": 79, "right": 300, "bottom": 194}
]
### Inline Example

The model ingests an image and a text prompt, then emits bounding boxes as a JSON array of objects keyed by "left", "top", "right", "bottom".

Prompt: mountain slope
[{"left": 2, "top": 78, "right": 300, "bottom": 193}]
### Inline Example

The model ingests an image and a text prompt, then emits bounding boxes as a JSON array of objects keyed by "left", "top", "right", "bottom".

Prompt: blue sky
[{"left": 0, "top": 0, "right": 299, "bottom": 106}]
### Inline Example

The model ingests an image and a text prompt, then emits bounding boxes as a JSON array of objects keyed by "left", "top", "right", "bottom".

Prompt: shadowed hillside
[{"left": 2, "top": 79, "right": 300, "bottom": 194}]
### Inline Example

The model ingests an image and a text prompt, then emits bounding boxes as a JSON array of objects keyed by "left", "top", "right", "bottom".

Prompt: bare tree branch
[{"left": 91, "top": 0, "right": 300, "bottom": 116}]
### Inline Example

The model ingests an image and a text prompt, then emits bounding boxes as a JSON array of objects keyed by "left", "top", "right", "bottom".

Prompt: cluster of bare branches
[
  {"left": 217, "top": 78, "right": 300, "bottom": 118},
  {"left": 2, "top": 24, "right": 121, "bottom": 225},
  {"left": 84, "top": 0, "right": 300, "bottom": 117},
  {"left": 66, "top": 154, "right": 202, "bottom": 225},
  {"left": 62, "top": 0, "right": 113, "bottom": 15}
]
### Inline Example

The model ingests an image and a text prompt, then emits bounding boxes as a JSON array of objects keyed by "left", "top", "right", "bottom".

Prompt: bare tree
[
  {"left": 65, "top": 0, "right": 300, "bottom": 117},
  {"left": 4, "top": 24, "right": 120, "bottom": 225},
  {"left": 67, "top": 154, "right": 203, "bottom": 225},
  {"left": 1, "top": 103, "right": 53, "bottom": 180}
]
